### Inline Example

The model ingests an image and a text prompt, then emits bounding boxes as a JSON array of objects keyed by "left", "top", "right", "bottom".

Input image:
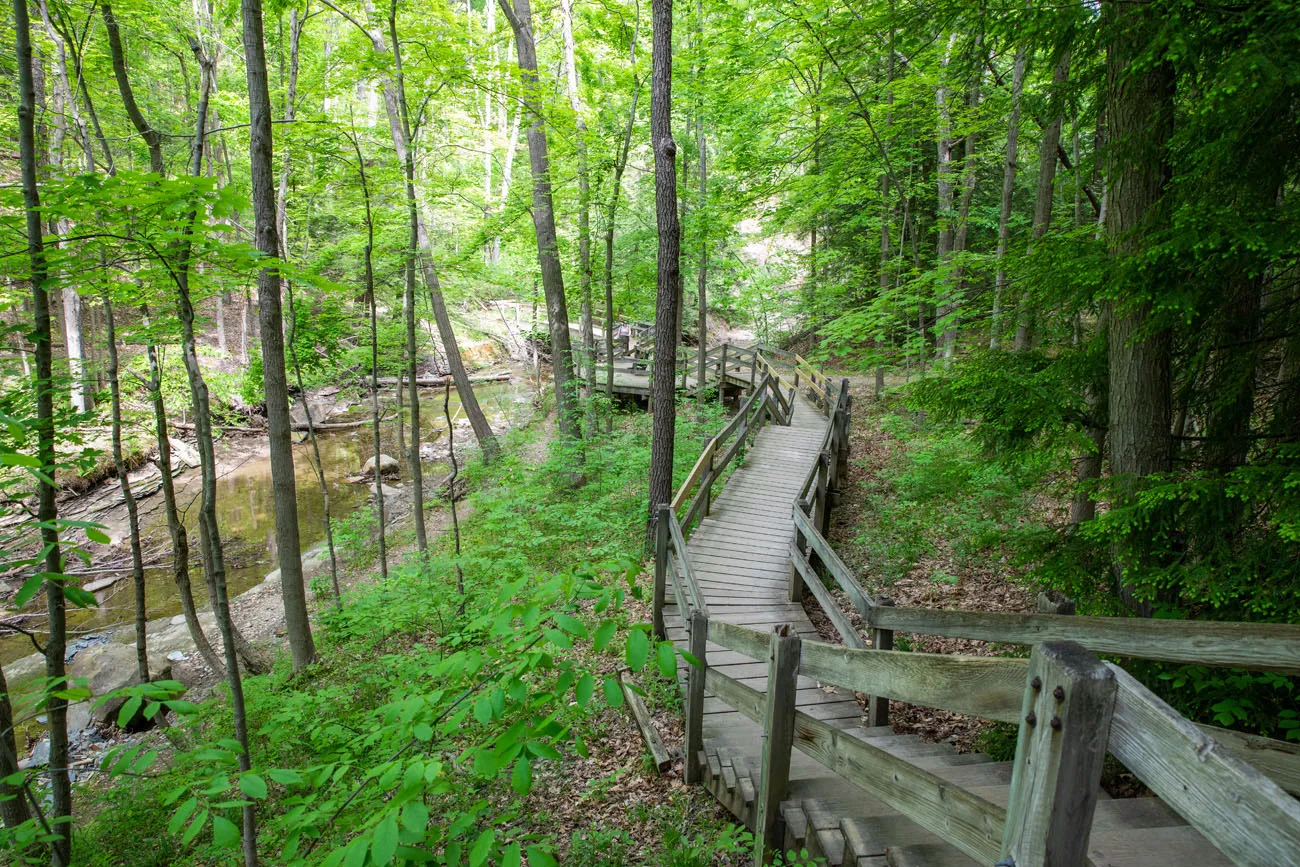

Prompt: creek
[{"left": 1, "top": 380, "right": 533, "bottom": 666}]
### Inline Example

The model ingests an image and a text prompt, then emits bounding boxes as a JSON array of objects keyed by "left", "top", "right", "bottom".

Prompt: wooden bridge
[
  {"left": 649, "top": 345, "right": 1300, "bottom": 867},
  {"left": 584, "top": 344, "right": 758, "bottom": 398}
]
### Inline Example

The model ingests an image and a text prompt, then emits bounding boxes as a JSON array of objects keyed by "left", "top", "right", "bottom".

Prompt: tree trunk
[
  {"left": 105, "top": 299, "right": 149, "bottom": 683},
  {"left": 13, "top": 2, "right": 71, "bottom": 857},
  {"left": 934, "top": 33, "right": 958, "bottom": 360},
  {"left": 1104, "top": 1, "right": 1173, "bottom": 616},
  {"left": 646, "top": 0, "right": 681, "bottom": 548},
  {"left": 0, "top": 662, "right": 31, "bottom": 831},
  {"left": 1016, "top": 50, "right": 1071, "bottom": 351},
  {"left": 243, "top": 0, "right": 314, "bottom": 672},
  {"left": 500, "top": 0, "right": 584, "bottom": 457},
  {"left": 991, "top": 47, "right": 1026, "bottom": 349},
  {"left": 603, "top": 15, "right": 641, "bottom": 432},
  {"left": 560, "top": 0, "right": 595, "bottom": 426},
  {"left": 102, "top": 1, "right": 164, "bottom": 173}
]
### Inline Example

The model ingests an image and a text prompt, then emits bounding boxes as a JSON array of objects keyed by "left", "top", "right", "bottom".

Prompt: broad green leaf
[
  {"left": 371, "top": 814, "right": 399, "bottom": 865},
  {"left": 211, "top": 815, "right": 239, "bottom": 848},
  {"left": 85, "top": 527, "right": 110, "bottom": 545},
  {"left": 602, "top": 676, "right": 624, "bottom": 708},
  {"left": 592, "top": 620, "right": 617, "bottom": 652},
  {"left": 657, "top": 641, "right": 677, "bottom": 678},
  {"left": 526, "top": 845, "right": 558, "bottom": 867},
  {"left": 413, "top": 722, "right": 433, "bottom": 742},
  {"left": 469, "top": 829, "right": 495, "bottom": 867},
  {"left": 400, "top": 800, "right": 429, "bottom": 833},
  {"left": 473, "top": 696, "right": 493, "bottom": 725},
  {"left": 575, "top": 672, "right": 595, "bottom": 708},
  {"left": 552, "top": 612, "right": 587, "bottom": 638},
  {"left": 13, "top": 574, "right": 43, "bottom": 609},
  {"left": 502, "top": 842, "right": 522, "bottom": 867},
  {"left": 625, "top": 628, "right": 649, "bottom": 671},
  {"left": 544, "top": 628, "right": 572, "bottom": 650},
  {"left": 182, "top": 808, "right": 209, "bottom": 845},
  {"left": 511, "top": 756, "right": 531, "bottom": 796},
  {"left": 238, "top": 774, "right": 267, "bottom": 800},
  {"left": 268, "top": 768, "right": 304, "bottom": 785},
  {"left": 117, "top": 696, "right": 143, "bottom": 728},
  {"left": 343, "top": 835, "right": 369, "bottom": 867},
  {"left": 167, "top": 797, "right": 198, "bottom": 836}
]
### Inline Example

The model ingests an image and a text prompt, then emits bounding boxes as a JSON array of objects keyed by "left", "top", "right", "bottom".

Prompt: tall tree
[
  {"left": 499, "top": 0, "right": 584, "bottom": 456},
  {"left": 13, "top": 0, "right": 73, "bottom": 858},
  {"left": 990, "top": 46, "right": 1026, "bottom": 349},
  {"left": 560, "top": 0, "right": 595, "bottom": 426},
  {"left": 242, "top": 0, "right": 315, "bottom": 671},
  {"left": 646, "top": 0, "right": 681, "bottom": 547}
]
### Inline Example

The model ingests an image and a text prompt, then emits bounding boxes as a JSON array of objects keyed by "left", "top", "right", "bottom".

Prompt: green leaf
[
  {"left": 552, "top": 612, "right": 587, "bottom": 639},
  {"left": 592, "top": 620, "right": 617, "bottom": 652},
  {"left": 267, "top": 768, "right": 304, "bottom": 786},
  {"left": 85, "top": 527, "right": 110, "bottom": 545},
  {"left": 602, "top": 675, "right": 624, "bottom": 708},
  {"left": 165, "top": 700, "right": 200, "bottom": 715},
  {"left": 117, "top": 696, "right": 143, "bottom": 728},
  {"left": 469, "top": 829, "right": 495, "bottom": 867},
  {"left": 371, "top": 814, "right": 399, "bottom": 865},
  {"left": 63, "top": 584, "right": 98, "bottom": 608},
  {"left": 211, "top": 815, "right": 240, "bottom": 848},
  {"left": 182, "top": 808, "right": 208, "bottom": 845},
  {"left": 544, "top": 628, "right": 572, "bottom": 650},
  {"left": 625, "top": 628, "right": 649, "bottom": 671},
  {"left": 657, "top": 641, "right": 677, "bottom": 678},
  {"left": 413, "top": 722, "right": 433, "bottom": 742},
  {"left": 473, "top": 695, "right": 494, "bottom": 725},
  {"left": 526, "top": 845, "right": 557, "bottom": 867},
  {"left": 511, "top": 756, "right": 531, "bottom": 796},
  {"left": 343, "top": 835, "right": 369, "bottom": 867},
  {"left": 1, "top": 453, "right": 40, "bottom": 468},
  {"left": 238, "top": 774, "right": 267, "bottom": 800},
  {"left": 575, "top": 672, "right": 595, "bottom": 708},
  {"left": 502, "top": 842, "right": 522, "bottom": 867},
  {"left": 167, "top": 797, "right": 198, "bottom": 836},
  {"left": 13, "top": 574, "right": 43, "bottom": 609},
  {"left": 400, "top": 801, "right": 429, "bottom": 833}
]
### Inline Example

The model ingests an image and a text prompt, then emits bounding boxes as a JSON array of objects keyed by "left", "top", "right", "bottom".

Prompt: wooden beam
[
  {"left": 684, "top": 610, "right": 708, "bottom": 785},
  {"left": 1195, "top": 724, "right": 1300, "bottom": 797},
  {"left": 1106, "top": 663, "right": 1300, "bottom": 867},
  {"left": 708, "top": 618, "right": 773, "bottom": 663},
  {"left": 1001, "top": 642, "right": 1115, "bottom": 867},
  {"left": 754, "top": 626, "right": 801, "bottom": 865},
  {"left": 789, "top": 543, "right": 865, "bottom": 649},
  {"left": 792, "top": 507, "right": 874, "bottom": 617},
  {"left": 868, "top": 606, "right": 1300, "bottom": 674},
  {"left": 797, "top": 640, "right": 1025, "bottom": 724},
  {"left": 619, "top": 674, "right": 673, "bottom": 773}
]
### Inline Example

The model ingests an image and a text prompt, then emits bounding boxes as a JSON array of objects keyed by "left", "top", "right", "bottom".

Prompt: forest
[{"left": 0, "top": 0, "right": 1297, "bottom": 864}]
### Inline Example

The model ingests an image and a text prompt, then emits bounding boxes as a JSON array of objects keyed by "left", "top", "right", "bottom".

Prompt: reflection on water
[{"left": 1, "top": 381, "right": 530, "bottom": 664}]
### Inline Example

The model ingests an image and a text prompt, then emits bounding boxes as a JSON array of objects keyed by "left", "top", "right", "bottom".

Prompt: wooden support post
[
  {"left": 749, "top": 350, "right": 756, "bottom": 390},
  {"left": 653, "top": 504, "right": 669, "bottom": 640},
  {"left": 814, "top": 451, "right": 831, "bottom": 537},
  {"left": 620, "top": 673, "right": 673, "bottom": 773},
  {"left": 684, "top": 610, "right": 708, "bottom": 785},
  {"left": 867, "top": 596, "right": 894, "bottom": 727},
  {"left": 1001, "top": 642, "right": 1116, "bottom": 867},
  {"left": 789, "top": 504, "right": 808, "bottom": 603},
  {"left": 718, "top": 344, "right": 728, "bottom": 404},
  {"left": 754, "top": 625, "right": 801, "bottom": 866},
  {"left": 703, "top": 449, "right": 715, "bottom": 517}
]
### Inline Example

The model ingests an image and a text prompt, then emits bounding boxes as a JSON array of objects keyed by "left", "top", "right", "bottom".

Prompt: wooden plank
[
  {"left": 671, "top": 437, "right": 715, "bottom": 512},
  {"left": 870, "top": 606, "right": 1300, "bottom": 674},
  {"left": 709, "top": 619, "right": 778, "bottom": 663},
  {"left": 1195, "top": 724, "right": 1300, "bottom": 796},
  {"left": 792, "top": 507, "right": 875, "bottom": 617},
  {"left": 654, "top": 506, "right": 669, "bottom": 639},
  {"left": 789, "top": 709, "right": 1005, "bottom": 865},
  {"left": 667, "top": 510, "right": 707, "bottom": 616},
  {"left": 685, "top": 610, "right": 708, "bottom": 785},
  {"left": 755, "top": 628, "right": 802, "bottom": 864},
  {"left": 796, "top": 642, "right": 1026, "bottom": 725},
  {"left": 1001, "top": 643, "right": 1115, "bottom": 867},
  {"left": 790, "top": 544, "right": 865, "bottom": 649},
  {"left": 1105, "top": 663, "right": 1300, "bottom": 867}
]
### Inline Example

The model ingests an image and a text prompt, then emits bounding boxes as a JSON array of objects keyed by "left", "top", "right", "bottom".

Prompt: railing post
[
  {"left": 867, "top": 596, "right": 894, "bottom": 727},
  {"left": 1001, "top": 642, "right": 1116, "bottom": 867},
  {"left": 814, "top": 451, "right": 831, "bottom": 537},
  {"left": 718, "top": 344, "right": 728, "bottom": 405},
  {"left": 789, "top": 503, "right": 808, "bottom": 603},
  {"left": 653, "top": 504, "right": 669, "bottom": 640},
  {"left": 749, "top": 350, "right": 756, "bottom": 390},
  {"left": 703, "top": 447, "right": 715, "bottom": 517},
  {"left": 754, "top": 625, "right": 801, "bottom": 866},
  {"left": 684, "top": 610, "right": 708, "bottom": 785}
]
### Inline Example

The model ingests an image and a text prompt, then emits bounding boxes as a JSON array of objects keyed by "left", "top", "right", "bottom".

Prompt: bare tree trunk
[
  {"left": 560, "top": 0, "right": 595, "bottom": 428},
  {"left": 646, "top": 0, "right": 681, "bottom": 550},
  {"left": 103, "top": 1, "right": 163, "bottom": 173},
  {"left": 105, "top": 299, "right": 149, "bottom": 683},
  {"left": 991, "top": 47, "right": 1026, "bottom": 349},
  {"left": 243, "top": 0, "right": 314, "bottom": 673},
  {"left": 0, "top": 663, "right": 31, "bottom": 831},
  {"left": 1016, "top": 50, "right": 1071, "bottom": 351},
  {"left": 13, "top": 3, "right": 71, "bottom": 857},
  {"left": 499, "top": 0, "right": 584, "bottom": 459},
  {"left": 1104, "top": 2, "right": 1172, "bottom": 616},
  {"left": 934, "top": 33, "right": 958, "bottom": 360},
  {"left": 603, "top": 15, "right": 641, "bottom": 432}
]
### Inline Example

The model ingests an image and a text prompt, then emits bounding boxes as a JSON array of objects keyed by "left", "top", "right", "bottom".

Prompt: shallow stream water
[{"left": 1, "top": 381, "right": 531, "bottom": 665}]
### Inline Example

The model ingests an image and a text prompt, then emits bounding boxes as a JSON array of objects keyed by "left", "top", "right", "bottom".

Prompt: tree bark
[
  {"left": 13, "top": 1, "right": 71, "bottom": 857},
  {"left": 105, "top": 299, "right": 149, "bottom": 683},
  {"left": 934, "top": 33, "right": 958, "bottom": 360},
  {"left": 560, "top": 0, "right": 595, "bottom": 425},
  {"left": 243, "top": 0, "right": 315, "bottom": 672},
  {"left": 646, "top": 0, "right": 681, "bottom": 548},
  {"left": 1104, "top": 1, "right": 1173, "bottom": 616},
  {"left": 102, "top": 1, "right": 164, "bottom": 174},
  {"left": 991, "top": 47, "right": 1026, "bottom": 349},
  {"left": 499, "top": 0, "right": 584, "bottom": 456},
  {"left": 0, "top": 663, "right": 31, "bottom": 831}
]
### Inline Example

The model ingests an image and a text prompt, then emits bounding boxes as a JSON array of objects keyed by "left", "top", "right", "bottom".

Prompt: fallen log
[
  {"left": 372, "top": 373, "right": 512, "bottom": 387},
  {"left": 618, "top": 672, "right": 673, "bottom": 773}
]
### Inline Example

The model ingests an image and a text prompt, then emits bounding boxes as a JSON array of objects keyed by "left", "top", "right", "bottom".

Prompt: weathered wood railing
[
  {"left": 653, "top": 356, "right": 1300, "bottom": 866},
  {"left": 686, "top": 616, "right": 1300, "bottom": 867}
]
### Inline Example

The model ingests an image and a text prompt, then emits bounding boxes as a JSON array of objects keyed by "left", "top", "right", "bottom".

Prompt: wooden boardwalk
[{"left": 655, "top": 378, "right": 1248, "bottom": 865}]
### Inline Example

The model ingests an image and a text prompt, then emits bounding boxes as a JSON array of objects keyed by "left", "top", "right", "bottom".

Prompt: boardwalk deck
[{"left": 656, "top": 381, "right": 1242, "bottom": 866}]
